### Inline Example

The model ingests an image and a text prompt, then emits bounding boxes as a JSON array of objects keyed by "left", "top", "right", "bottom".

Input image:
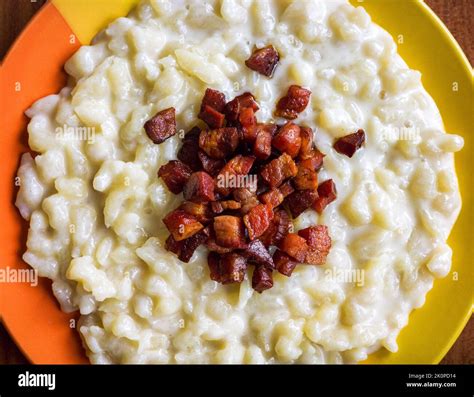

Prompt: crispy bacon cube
[
  {"left": 245, "top": 45, "right": 280, "bottom": 78},
  {"left": 178, "top": 127, "right": 202, "bottom": 171},
  {"left": 300, "top": 150, "right": 325, "bottom": 172},
  {"left": 179, "top": 201, "right": 212, "bottom": 224},
  {"left": 144, "top": 107, "right": 177, "bottom": 144},
  {"left": 213, "top": 215, "right": 246, "bottom": 248},
  {"left": 208, "top": 252, "right": 223, "bottom": 282},
  {"left": 260, "top": 153, "right": 298, "bottom": 188},
  {"left": 244, "top": 239, "right": 274, "bottom": 269},
  {"left": 253, "top": 124, "right": 274, "bottom": 160},
  {"left": 199, "top": 128, "right": 240, "bottom": 159},
  {"left": 183, "top": 171, "right": 215, "bottom": 202},
  {"left": 260, "top": 188, "right": 284, "bottom": 208},
  {"left": 279, "top": 181, "right": 295, "bottom": 198},
  {"left": 198, "top": 151, "right": 225, "bottom": 177},
  {"left": 285, "top": 189, "right": 319, "bottom": 218},
  {"left": 273, "top": 250, "right": 298, "bottom": 277},
  {"left": 278, "top": 233, "right": 308, "bottom": 262},
  {"left": 199, "top": 105, "right": 225, "bottom": 129},
  {"left": 215, "top": 155, "right": 255, "bottom": 196},
  {"left": 294, "top": 163, "right": 319, "bottom": 191},
  {"left": 313, "top": 179, "right": 337, "bottom": 214},
  {"left": 220, "top": 253, "right": 248, "bottom": 284},
  {"left": 239, "top": 107, "right": 258, "bottom": 142},
  {"left": 299, "top": 126, "right": 315, "bottom": 159},
  {"left": 158, "top": 160, "right": 193, "bottom": 194},
  {"left": 252, "top": 266, "right": 273, "bottom": 293},
  {"left": 259, "top": 208, "right": 291, "bottom": 247},
  {"left": 165, "top": 227, "right": 210, "bottom": 263},
  {"left": 163, "top": 209, "right": 204, "bottom": 241},
  {"left": 198, "top": 89, "right": 226, "bottom": 128},
  {"left": 211, "top": 200, "right": 241, "bottom": 214},
  {"left": 233, "top": 187, "right": 260, "bottom": 214},
  {"left": 244, "top": 204, "right": 274, "bottom": 240},
  {"left": 224, "top": 92, "right": 260, "bottom": 122},
  {"left": 333, "top": 129, "right": 366, "bottom": 158},
  {"left": 272, "top": 122, "right": 302, "bottom": 158},
  {"left": 298, "top": 225, "right": 332, "bottom": 265},
  {"left": 275, "top": 85, "right": 311, "bottom": 120}
]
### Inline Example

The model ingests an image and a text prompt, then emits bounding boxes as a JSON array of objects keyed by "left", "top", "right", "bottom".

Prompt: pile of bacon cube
[{"left": 143, "top": 45, "right": 365, "bottom": 293}]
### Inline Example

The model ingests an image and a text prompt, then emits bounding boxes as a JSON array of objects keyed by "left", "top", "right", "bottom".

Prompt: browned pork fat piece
[
  {"left": 233, "top": 187, "right": 260, "bottom": 214},
  {"left": 272, "top": 122, "right": 302, "bottom": 158},
  {"left": 215, "top": 155, "right": 255, "bottom": 196},
  {"left": 239, "top": 107, "right": 258, "bottom": 142},
  {"left": 144, "top": 107, "right": 177, "bottom": 144},
  {"left": 260, "top": 153, "right": 298, "bottom": 188},
  {"left": 278, "top": 233, "right": 308, "bottom": 262},
  {"left": 165, "top": 227, "right": 210, "bottom": 263},
  {"left": 252, "top": 266, "right": 273, "bottom": 293},
  {"left": 199, "top": 128, "right": 240, "bottom": 159},
  {"left": 243, "top": 203, "right": 274, "bottom": 240},
  {"left": 298, "top": 225, "right": 332, "bottom": 265},
  {"left": 163, "top": 209, "right": 204, "bottom": 241},
  {"left": 178, "top": 127, "right": 202, "bottom": 171},
  {"left": 253, "top": 124, "right": 274, "bottom": 160},
  {"left": 259, "top": 208, "right": 291, "bottom": 247},
  {"left": 313, "top": 179, "right": 337, "bottom": 214},
  {"left": 285, "top": 189, "right": 319, "bottom": 218},
  {"left": 158, "top": 160, "right": 193, "bottom": 194},
  {"left": 299, "top": 126, "right": 315, "bottom": 159},
  {"left": 183, "top": 171, "right": 216, "bottom": 202},
  {"left": 211, "top": 200, "right": 242, "bottom": 214},
  {"left": 333, "top": 129, "right": 366, "bottom": 158},
  {"left": 198, "top": 89, "right": 226, "bottom": 128},
  {"left": 179, "top": 201, "right": 212, "bottom": 224},
  {"left": 224, "top": 92, "right": 260, "bottom": 122},
  {"left": 300, "top": 150, "right": 325, "bottom": 172},
  {"left": 213, "top": 215, "right": 246, "bottom": 248},
  {"left": 245, "top": 45, "right": 280, "bottom": 78},
  {"left": 220, "top": 253, "right": 248, "bottom": 284},
  {"left": 275, "top": 85, "right": 311, "bottom": 120},
  {"left": 260, "top": 188, "right": 284, "bottom": 208},
  {"left": 244, "top": 239, "right": 274, "bottom": 269},
  {"left": 273, "top": 250, "right": 298, "bottom": 277},
  {"left": 294, "top": 162, "right": 319, "bottom": 191},
  {"left": 198, "top": 151, "right": 225, "bottom": 177}
]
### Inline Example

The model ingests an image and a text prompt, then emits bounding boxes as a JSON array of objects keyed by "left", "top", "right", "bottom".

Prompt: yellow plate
[{"left": 11, "top": 0, "right": 474, "bottom": 363}]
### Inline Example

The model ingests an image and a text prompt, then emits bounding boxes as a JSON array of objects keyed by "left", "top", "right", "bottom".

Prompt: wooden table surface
[{"left": 0, "top": 0, "right": 472, "bottom": 365}]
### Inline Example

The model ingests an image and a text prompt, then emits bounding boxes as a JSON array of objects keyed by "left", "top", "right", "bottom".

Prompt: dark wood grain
[{"left": 0, "top": 0, "right": 472, "bottom": 365}]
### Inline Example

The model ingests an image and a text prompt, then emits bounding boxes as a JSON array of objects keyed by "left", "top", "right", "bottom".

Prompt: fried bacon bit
[
  {"left": 163, "top": 209, "right": 204, "bottom": 241},
  {"left": 294, "top": 162, "right": 319, "bottom": 191},
  {"left": 198, "top": 151, "right": 225, "bottom": 177},
  {"left": 313, "top": 179, "right": 337, "bottom": 214},
  {"left": 199, "top": 128, "right": 240, "bottom": 159},
  {"left": 285, "top": 189, "right": 319, "bottom": 218},
  {"left": 245, "top": 239, "right": 274, "bottom": 269},
  {"left": 165, "top": 227, "right": 210, "bottom": 263},
  {"left": 239, "top": 107, "right": 258, "bottom": 142},
  {"left": 178, "top": 127, "right": 202, "bottom": 171},
  {"left": 259, "top": 208, "right": 290, "bottom": 247},
  {"left": 144, "top": 107, "right": 177, "bottom": 144},
  {"left": 252, "top": 266, "right": 273, "bottom": 293},
  {"left": 333, "top": 129, "right": 366, "bottom": 158},
  {"left": 298, "top": 225, "right": 332, "bottom": 265},
  {"left": 179, "top": 201, "right": 212, "bottom": 224},
  {"left": 273, "top": 250, "right": 298, "bottom": 277},
  {"left": 279, "top": 181, "right": 295, "bottom": 198},
  {"left": 183, "top": 172, "right": 215, "bottom": 202},
  {"left": 206, "top": 238, "right": 233, "bottom": 254},
  {"left": 253, "top": 124, "right": 274, "bottom": 160},
  {"left": 300, "top": 150, "right": 325, "bottom": 172},
  {"left": 233, "top": 188, "right": 260, "bottom": 214},
  {"left": 211, "top": 200, "right": 241, "bottom": 214},
  {"left": 245, "top": 45, "right": 280, "bottom": 78},
  {"left": 275, "top": 85, "right": 311, "bottom": 120},
  {"left": 224, "top": 92, "right": 260, "bottom": 122},
  {"left": 260, "top": 188, "right": 284, "bottom": 208},
  {"left": 279, "top": 233, "right": 308, "bottom": 262},
  {"left": 299, "top": 127, "right": 314, "bottom": 159},
  {"left": 260, "top": 153, "right": 298, "bottom": 188},
  {"left": 215, "top": 155, "right": 255, "bottom": 196},
  {"left": 198, "top": 89, "right": 226, "bottom": 128},
  {"left": 213, "top": 215, "right": 246, "bottom": 248},
  {"left": 243, "top": 204, "right": 274, "bottom": 240},
  {"left": 158, "top": 160, "right": 193, "bottom": 194},
  {"left": 272, "top": 122, "right": 302, "bottom": 158},
  {"left": 208, "top": 252, "right": 222, "bottom": 281},
  {"left": 220, "top": 253, "right": 248, "bottom": 284}
]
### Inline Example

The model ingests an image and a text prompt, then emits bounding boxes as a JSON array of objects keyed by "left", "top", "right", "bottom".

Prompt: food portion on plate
[{"left": 15, "top": 0, "right": 464, "bottom": 364}]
